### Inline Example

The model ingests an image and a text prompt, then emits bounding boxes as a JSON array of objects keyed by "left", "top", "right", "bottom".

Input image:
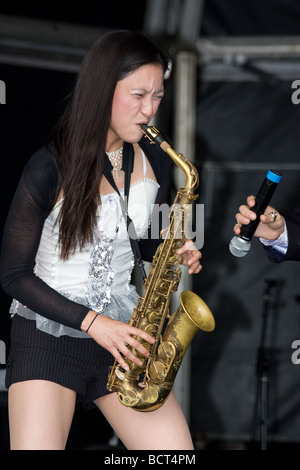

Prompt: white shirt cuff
[{"left": 259, "top": 219, "right": 288, "bottom": 254}]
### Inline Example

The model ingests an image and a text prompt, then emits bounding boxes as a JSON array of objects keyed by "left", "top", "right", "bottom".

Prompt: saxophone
[{"left": 106, "top": 125, "right": 215, "bottom": 411}]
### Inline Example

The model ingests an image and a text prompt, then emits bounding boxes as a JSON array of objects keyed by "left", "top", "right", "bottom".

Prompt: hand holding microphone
[{"left": 230, "top": 170, "right": 282, "bottom": 257}]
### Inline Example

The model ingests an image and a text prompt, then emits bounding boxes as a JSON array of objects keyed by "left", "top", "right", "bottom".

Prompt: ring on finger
[{"left": 269, "top": 211, "right": 278, "bottom": 222}]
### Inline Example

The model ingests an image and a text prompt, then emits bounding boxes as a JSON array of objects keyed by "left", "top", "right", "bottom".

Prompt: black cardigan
[
  {"left": 0, "top": 137, "right": 172, "bottom": 331},
  {"left": 283, "top": 208, "right": 300, "bottom": 261}
]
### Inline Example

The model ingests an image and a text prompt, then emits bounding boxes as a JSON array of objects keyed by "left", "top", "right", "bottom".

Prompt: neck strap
[{"left": 104, "top": 143, "right": 146, "bottom": 283}]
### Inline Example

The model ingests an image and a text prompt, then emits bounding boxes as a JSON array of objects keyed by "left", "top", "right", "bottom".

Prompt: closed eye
[{"left": 131, "top": 90, "right": 164, "bottom": 100}]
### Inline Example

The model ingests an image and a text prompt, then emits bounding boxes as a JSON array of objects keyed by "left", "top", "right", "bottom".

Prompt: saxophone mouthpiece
[
  {"left": 140, "top": 125, "right": 165, "bottom": 146},
  {"left": 140, "top": 124, "right": 149, "bottom": 133}
]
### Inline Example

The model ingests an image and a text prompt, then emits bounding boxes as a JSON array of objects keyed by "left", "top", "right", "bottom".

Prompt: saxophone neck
[{"left": 141, "top": 125, "right": 198, "bottom": 192}]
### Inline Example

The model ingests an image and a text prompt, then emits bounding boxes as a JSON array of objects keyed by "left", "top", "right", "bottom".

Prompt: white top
[{"left": 10, "top": 152, "right": 160, "bottom": 338}]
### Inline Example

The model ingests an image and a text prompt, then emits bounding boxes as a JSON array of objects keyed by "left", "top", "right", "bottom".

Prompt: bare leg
[
  {"left": 95, "top": 391, "right": 194, "bottom": 450},
  {"left": 8, "top": 380, "right": 77, "bottom": 450}
]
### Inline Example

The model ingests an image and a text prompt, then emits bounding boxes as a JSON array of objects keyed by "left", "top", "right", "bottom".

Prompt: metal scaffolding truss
[
  {"left": 1, "top": 7, "right": 300, "bottom": 80},
  {"left": 0, "top": 14, "right": 108, "bottom": 72},
  {"left": 197, "top": 36, "right": 300, "bottom": 81}
]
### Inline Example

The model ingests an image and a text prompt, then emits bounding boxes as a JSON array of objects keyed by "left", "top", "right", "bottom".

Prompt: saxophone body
[{"left": 106, "top": 125, "right": 215, "bottom": 411}]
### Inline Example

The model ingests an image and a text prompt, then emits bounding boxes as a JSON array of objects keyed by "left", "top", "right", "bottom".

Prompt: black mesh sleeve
[{"left": 0, "top": 148, "right": 90, "bottom": 330}]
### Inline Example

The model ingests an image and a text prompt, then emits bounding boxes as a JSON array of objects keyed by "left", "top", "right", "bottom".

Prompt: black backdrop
[
  {"left": 1, "top": 0, "right": 300, "bottom": 448},
  {"left": 191, "top": 79, "right": 300, "bottom": 443}
]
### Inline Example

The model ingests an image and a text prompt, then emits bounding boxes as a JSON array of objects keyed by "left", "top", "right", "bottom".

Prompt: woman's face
[{"left": 107, "top": 63, "right": 165, "bottom": 150}]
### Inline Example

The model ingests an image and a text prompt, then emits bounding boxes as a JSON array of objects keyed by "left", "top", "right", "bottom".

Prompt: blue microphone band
[{"left": 266, "top": 170, "right": 282, "bottom": 184}]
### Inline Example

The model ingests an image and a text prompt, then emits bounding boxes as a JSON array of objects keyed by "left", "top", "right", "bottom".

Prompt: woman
[
  {"left": 234, "top": 195, "right": 300, "bottom": 262},
  {"left": 0, "top": 31, "right": 202, "bottom": 450}
]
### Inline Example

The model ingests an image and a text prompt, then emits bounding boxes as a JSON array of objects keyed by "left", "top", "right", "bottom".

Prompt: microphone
[{"left": 229, "top": 169, "right": 282, "bottom": 257}]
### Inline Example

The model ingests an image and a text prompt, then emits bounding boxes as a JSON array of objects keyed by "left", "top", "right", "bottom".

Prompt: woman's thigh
[
  {"left": 95, "top": 391, "right": 194, "bottom": 450},
  {"left": 8, "top": 380, "right": 77, "bottom": 450}
]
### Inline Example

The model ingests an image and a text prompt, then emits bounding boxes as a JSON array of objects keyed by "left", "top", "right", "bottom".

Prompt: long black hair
[{"left": 54, "top": 31, "right": 168, "bottom": 259}]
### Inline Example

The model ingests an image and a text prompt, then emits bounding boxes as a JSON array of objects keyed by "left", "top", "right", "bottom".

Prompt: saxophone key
[
  {"left": 157, "top": 341, "right": 176, "bottom": 364},
  {"left": 118, "top": 390, "right": 139, "bottom": 408},
  {"left": 142, "top": 385, "right": 159, "bottom": 404},
  {"left": 161, "top": 269, "right": 179, "bottom": 281},
  {"left": 115, "top": 366, "right": 126, "bottom": 381},
  {"left": 149, "top": 361, "right": 166, "bottom": 383}
]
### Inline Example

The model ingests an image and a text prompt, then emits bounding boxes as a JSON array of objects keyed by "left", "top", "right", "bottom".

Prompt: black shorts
[{"left": 5, "top": 315, "right": 114, "bottom": 409}]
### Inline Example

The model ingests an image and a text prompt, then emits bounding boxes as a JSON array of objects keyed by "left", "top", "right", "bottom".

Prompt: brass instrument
[{"left": 106, "top": 125, "right": 215, "bottom": 411}]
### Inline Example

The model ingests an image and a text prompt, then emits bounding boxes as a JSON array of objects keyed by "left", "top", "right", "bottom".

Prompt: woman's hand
[
  {"left": 176, "top": 239, "right": 203, "bottom": 274},
  {"left": 234, "top": 195, "right": 285, "bottom": 241},
  {"left": 81, "top": 311, "right": 155, "bottom": 371}
]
